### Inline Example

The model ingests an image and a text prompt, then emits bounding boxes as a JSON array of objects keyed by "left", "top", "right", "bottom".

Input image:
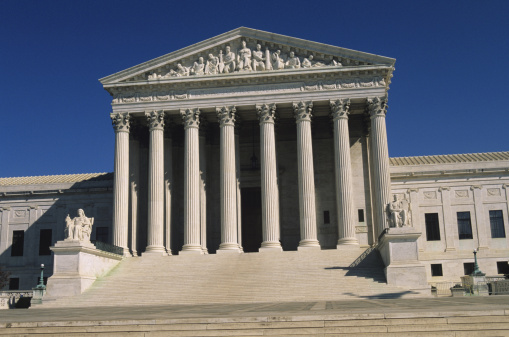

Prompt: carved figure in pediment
[
  {"left": 205, "top": 54, "right": 220, "bottom": 75},
  {"left": 252, "top": 44, "right": 265, "bottom": 71},
  {"left": 330, "top": 59, "right": 343, "bottom": 67},
  {"left": 388, "top": 195, "right": 410, "bottom": 227},
  {"left": 272, "top": 50, "right": 285, "bottom": 70},
  {"left": 174, "top": 63, "right": 190, "bottom": 77},
  {"left": 285, "top": 51, "right": 301, "bottom": 69},
  {"left": 65, "top": 209, "right": 94, "bottom": 242},
  {"left": 237, "top": 40, "right": 252, "bottom": 71},
  {"left": 191, "top": 57, "right": 205, "bottom": 76},
  {"left": 148, "top": 73, "right": 161, "bottom": 80},
  {"left": 220, "top": 46, "right": 236, "bottom": 73}
]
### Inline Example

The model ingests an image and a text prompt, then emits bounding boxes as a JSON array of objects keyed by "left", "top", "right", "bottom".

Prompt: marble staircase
[{"left": 42, "top": 248, "right": 424, "bottom": 308}]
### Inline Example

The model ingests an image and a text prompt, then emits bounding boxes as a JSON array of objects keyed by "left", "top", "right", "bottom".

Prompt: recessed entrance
[{"left": 241, "top": 187, "right": 262, "bottom": 252}]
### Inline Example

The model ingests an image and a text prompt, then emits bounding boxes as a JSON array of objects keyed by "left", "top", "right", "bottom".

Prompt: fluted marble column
[
  {"left": 367, "top": 97, "right": 391, "bottom": 238},
  {"left": 330, "top": 99, "right": 359, "bottom": 246},
  {"left": 217, "top": 106, "right": 241, "bottom": 253},
  {"left": 111, "top": 112, "right": 131, "bottom": 256},
  {"left": 293, "top": 101, "right": 320, "bottom": 250},
  {"left": 257, "top": 103, "right": 282, "bottom": 252},
  {"left": 234, "top": 120, "right": 243, "bottom": 252},
  {"left": 164, "top": 121, "right": 173, "bottom": 255},
  {"left": 144, "top": 111, "right": 166, "bottom": 255},
  {"left": 199, "top": 119, "right": 208, "bottom": 254},
  {"left": 180, "top": 108, "right": 203, "bottom": 254}
]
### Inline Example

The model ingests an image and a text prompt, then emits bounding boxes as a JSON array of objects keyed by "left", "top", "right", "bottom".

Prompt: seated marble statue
[
  {"left": 285, "top": 51, "right": 300, "bottom": 69},
  {"left": 191, "top": 57, "right": 205, "bottom": 76},
  {"left": 272, "top": 50, "right": 285, "bottom": 70},
  {"left": 237, "top": 40, "right": 252, "bottom": 71},
  {"left": 252, "top": 44, "right": 266, "bottom": 71},
  {"left": 205, "top": 53, "right": 220, "bottom": 75},
  {"left": 221, "top": 46, "right": 236, "bottom": 73},
  {"left": 65, "top": 209, "right": 94, "bottom": 242},
  {"left": 389, "top": 195, "right": 409, "bottom": 227}
]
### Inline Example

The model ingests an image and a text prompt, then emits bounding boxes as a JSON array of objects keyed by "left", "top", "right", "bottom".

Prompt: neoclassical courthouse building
[{"left": 1, "top": 28, "right": 508, "bottom": 294}]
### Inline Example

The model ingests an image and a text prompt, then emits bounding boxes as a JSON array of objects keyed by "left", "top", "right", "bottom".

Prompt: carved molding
[
  {"left": 256, "top": 103, "right": 277, "bottom": 124},
  {"left": 407, "top": 188, "right": 419, "bottom": 193},
  {"left": 111, "top": 112, "right": 130, "bottom": 132},
  {"left": 145, "top": 111, "right": 165, "bottom": 130},
  {"left": 438, "top": 186, "right": 450, "bottom": 192},
  {"left": 487, "top": 188, "right": 501, "bottom": 196},
  {"left": 470, "top": 185, "right": 482, "bottom": 191},
  {"left": 367, "top": 96, "right": 388, "bottom": 118},
  {"left": 293, "top": 101, "right": 313, "bottom": 122},
  {"left": 330, "top": 99, "right": 350, "bottom": 120},
  {"left": 455, "top": 190, "right": 469, "bottom": 198},
  {"left": 216, "top": 106, "right": 236, "bottom": 127},
  {"left": 180, "top": 108, "right": 200, "bottom": 129}
]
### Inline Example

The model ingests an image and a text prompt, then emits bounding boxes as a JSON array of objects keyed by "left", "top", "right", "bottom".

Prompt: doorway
[{"left": 241, "top": 187, "right": 262, "bottom": 252}]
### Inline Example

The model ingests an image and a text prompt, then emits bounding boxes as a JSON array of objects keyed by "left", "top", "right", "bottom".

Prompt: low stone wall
[{"left": 0, "top": 291, "right": 33, "bottom": 309}]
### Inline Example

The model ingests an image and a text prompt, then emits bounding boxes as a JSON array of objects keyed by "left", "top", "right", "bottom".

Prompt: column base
[
  {"left": 298, "top": 239, "right": 320, "bottom": 251},
  {"left": 121, "top": 247, "right": 132, "bottom": 257},
  {"left": 337, "top": 237, "right": 359, "bottom": 246},
  {"left": 217, "top": 243, "right": 242, "bottom": 254},
  {"left": 259, "top": 241, "right": 282, "bottom": 252},
  {"left": 180, "top": 245, "right": 204, "bottom": 255},
  {"left": 143, "top": 246, "right": 168, "bottom": 256}
]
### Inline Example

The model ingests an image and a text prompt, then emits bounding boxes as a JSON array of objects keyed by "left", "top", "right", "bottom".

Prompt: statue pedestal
[
  {"left": 461, "top": 275, "right": 489, "bottom": 296},
  {"left": 43, "top": 240, "right": 122, "bottom": 302},
  {"left": 378, "top": 228, "right": 429, "bottom": 293}
]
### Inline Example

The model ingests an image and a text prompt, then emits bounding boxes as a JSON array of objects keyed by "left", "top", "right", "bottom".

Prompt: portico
[{"left": 103, "top": 27, "right": 395, "bottom": 256}]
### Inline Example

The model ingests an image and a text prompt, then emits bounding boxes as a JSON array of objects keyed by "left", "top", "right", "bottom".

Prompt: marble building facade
[{"left": 1, "top": 28, "right": 508, "bottom": 290}]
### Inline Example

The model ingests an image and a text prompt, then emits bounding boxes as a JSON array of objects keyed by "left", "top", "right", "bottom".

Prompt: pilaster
[
  {"left": 330, "top": 99, "right": 358, "bottom": 246},
  {"left": 439, "top": 186, "right": 457, "bottom": 252},
  {"left": 293, "top": 101, "right": 320, "bottom": 250},
  {"left": 111, "top": 112, "right": 131, "bottom": 256},
  {"left": 144, "top": 110, "right": 166, "bottom": 255},
  {"left": 217, "top": 106, "right": 241, "bottom": 253},
  {"left": 471, "top": 185, "right": 488, "bottom": 250},
  {"left": 257, "top": 103, "right": 282, "bottom": 252}
]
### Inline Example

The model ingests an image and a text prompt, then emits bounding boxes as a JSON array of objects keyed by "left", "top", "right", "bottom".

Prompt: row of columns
[{"left": 111, "top": 97, "right": 391, "bottom": 256}]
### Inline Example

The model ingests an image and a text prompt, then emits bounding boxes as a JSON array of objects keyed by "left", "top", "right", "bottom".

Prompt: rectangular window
[
  {"left": 11, "top": 230, "right": 24, "bottom": 257},
  {"left": 95, "top": 227, "right": 109, "bottom": 243},
  {"left": 39, "top": 229, "right": 52, "bottom": 256},
  {"left": 9, "top": 278, "right": 19, "bottom": 290},
  {"left": 323, "top": 211, "right": 330, "bottom": 224},
  {"left": 464, "top": 262, "right": 475, "bottom": 276},
  {"left": 358, "top": 209, "right": 365, "bottom": 223},
  {"left": 497, "top": 261, "right": 509, "bottom": 275},
  {"left": 431, "top": 264, "right": 443, "bottom": 277},
  {"left": 425, "top": 213, "right": 441, "bottom": 241},
  {"left": 490, "top": 210, "right": 506, "bottom": 238},
  {"left": 457, "top": 211, "right": 473, "bottom": 240}
]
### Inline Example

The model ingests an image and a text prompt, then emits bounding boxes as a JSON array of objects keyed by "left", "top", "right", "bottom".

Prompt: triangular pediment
[{"left": 100, "top": 27, "right": 395, "bottom": 86}]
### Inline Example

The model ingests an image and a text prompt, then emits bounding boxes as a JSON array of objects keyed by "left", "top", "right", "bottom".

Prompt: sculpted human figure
[
  {"left": 389, "top": 195, "right": 409, "bottom": 227},
  {"left": 285, "top": 51, "right": 301, "bottom": 69},
  {"left": 237, "top": 40, "right": 252, "bottom": 71},
  {"left": 65, "top": 209, "right": 94, "bottom": 241},
  {"left": 191, "top": 57, "right": 205, "bottom": 76},
  {"left": 205, "top": 53, "right": 219, "bottom": 75},
  {"left": 221, "top": 46, "right": 236, "bottom": 73},
  {"left": 272, "top": 50, "right": 285, "bottom": 70},
  {"left": 251, "top": 44, "right": 265, "bottom": 71},
  {"left": 302, "top": 55, "right": 313, "bottom": 68}
]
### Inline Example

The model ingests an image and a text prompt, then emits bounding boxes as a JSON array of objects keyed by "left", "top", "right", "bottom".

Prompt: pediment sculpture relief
[
  {"left": 65, "top": 209, "right": 94, "bottom": 242},
  {"left": 147, "top": 40, "right": 345, "bottom": 81},
  {"left": 388, "top": 195, "right": 412, "bottom": 228}
]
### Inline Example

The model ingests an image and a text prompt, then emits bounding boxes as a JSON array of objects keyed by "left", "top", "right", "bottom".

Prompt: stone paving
[{"left": 1, "top": 296, "right": 508, "bottom": 325}]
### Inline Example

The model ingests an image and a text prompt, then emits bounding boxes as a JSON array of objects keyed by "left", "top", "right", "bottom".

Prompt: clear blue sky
[{"left": 1, "top": 0, "right": 508, "bottom": 178}]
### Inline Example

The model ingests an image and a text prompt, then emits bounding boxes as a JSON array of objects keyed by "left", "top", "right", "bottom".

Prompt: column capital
[
  {"left": 256, "top": 103, "right": 277, "bottom": 124},
  {"left": 407, "top": 188, "right": 419, "bottom": 193},
  {"left": 438, "top": 186, "right": 450, "bottom": 192},
  {"left": 216, "top": 106, "right": 236, "bottom": 127},
  {"left": 471, "top": 185, "right": 482, "bottom": 190},
  {"left": 111, "top": 112, "right": 130, "bottom": 132},
  {"left": 293, "top": 101, "right": 313, "bottom": 122},
  {"left": 145, "top": 111, "right": 165, "bottom": 130},
  {"left": 330, "top": 99, "right": 350, "bottom": 120},
  {"left": 180, "top": 108, "right": 200, "bottom": 129},
  {"left": 367, "top": 96, "right": 388, "bottom": 118}
]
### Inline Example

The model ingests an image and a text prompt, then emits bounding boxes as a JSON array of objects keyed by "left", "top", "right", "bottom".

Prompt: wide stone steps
[
  {"left": 2, "top": 311, "right": 509, "bottom": 336},
  {"left": 42, "top": 248, "right": 422, "bottom": 308}
]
